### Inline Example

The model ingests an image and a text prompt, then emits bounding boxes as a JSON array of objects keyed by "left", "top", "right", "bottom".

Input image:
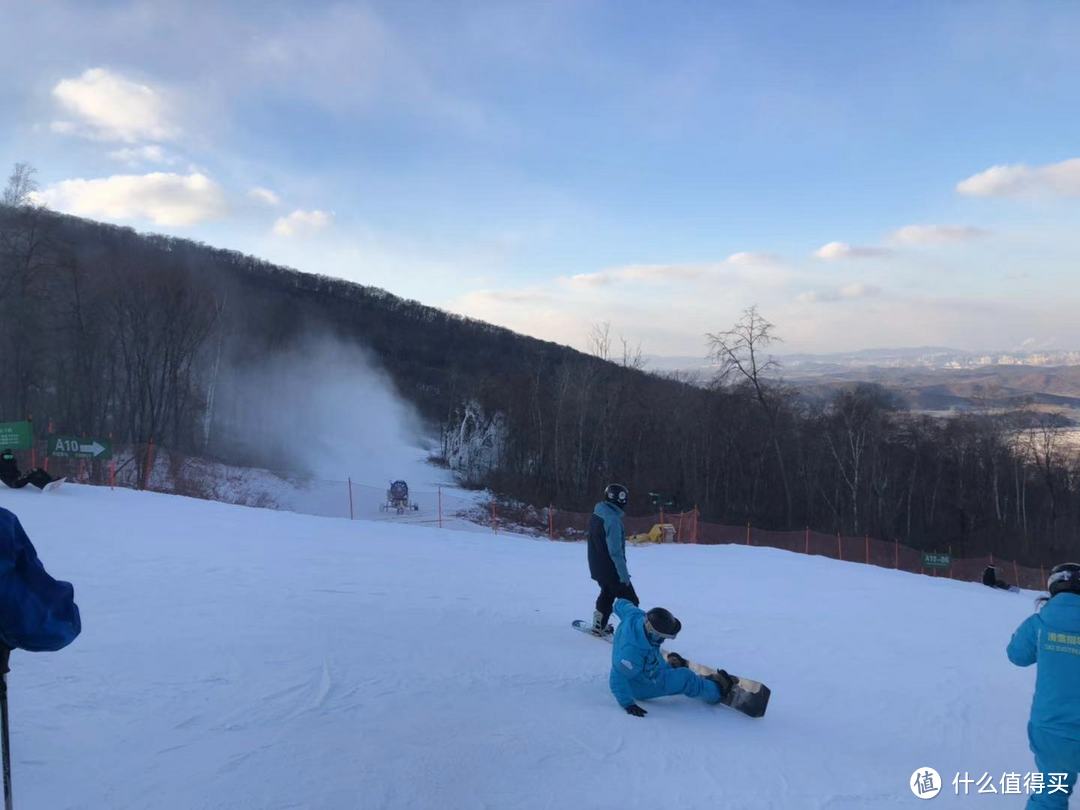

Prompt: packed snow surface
[{"left": 0, "top": 484, "right": 1047, "bottom": 808}]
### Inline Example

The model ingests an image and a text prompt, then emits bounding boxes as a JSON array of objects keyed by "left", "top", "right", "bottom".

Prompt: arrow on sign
[{"left": 79, "top": 442, "right": 106, "bottom": 457}]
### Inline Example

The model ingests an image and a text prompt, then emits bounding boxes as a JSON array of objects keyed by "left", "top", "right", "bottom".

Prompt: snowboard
[
  {"left": 572, "top": 618, "right": 613, "bottom": 639},
  {"left": 665, "top": 652, "right": 771, "bottom": 719},
  {"left": 572, "top": 620, "right": 771, "bottom": 718},
  {"left": 41, "top": 477, "right": 66, "bottom": 493}
]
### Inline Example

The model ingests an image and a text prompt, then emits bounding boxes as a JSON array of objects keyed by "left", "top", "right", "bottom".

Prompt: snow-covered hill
[{"left": 0, "top": 484, "right": 1047, "bottom": 808}]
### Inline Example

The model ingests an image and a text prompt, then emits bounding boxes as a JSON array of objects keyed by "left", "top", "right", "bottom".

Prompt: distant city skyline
[{"left": 3, "top": 1, "right": 1080, "bottom": 356}]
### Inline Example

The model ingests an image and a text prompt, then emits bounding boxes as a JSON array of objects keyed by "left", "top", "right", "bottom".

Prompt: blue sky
[{"left": 3, "top": 0, "right": 1080, "bottom": 356}]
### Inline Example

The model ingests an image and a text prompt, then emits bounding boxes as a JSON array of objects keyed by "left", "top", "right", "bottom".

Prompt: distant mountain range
[
  {"left": 645, "top": 347, "right": 1080, "bottom": 379},
  {"left": 644, "top": 348, "right": 1080, "bottom": 419}
]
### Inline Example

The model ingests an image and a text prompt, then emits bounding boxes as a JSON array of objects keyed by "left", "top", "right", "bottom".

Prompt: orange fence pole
[
  {"left": 109, "top": 458, "right": 116, "bottom": 490},
  {"left": 548, "top": 505, "right": 553, "bottom": 539},
  {"left": 837, "top": 532, "right": 842, "bottom": 561},
  {"left": 805, "top": 527, "right": 810, "bottom": 555},
  {"left": 746, "top": 522, "right": 751, "bottom": 546},
  {"left": 1013, "top": 559, "right": 1020, "bottom": 588},
  {"left": 694, "top": 508, "right": 699, "bottom": 543},
  {"left": 348, "top": 477, "right": 354, "bottom": 520},
  {"left": 865, "top": 535, "right": 869, "bottom": 565}
]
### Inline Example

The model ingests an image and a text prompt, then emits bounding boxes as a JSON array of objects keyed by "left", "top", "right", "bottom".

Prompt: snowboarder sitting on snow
[
  {"left": 610, "top": 598, "right": 733, "bottom": 717},
  {"left": 0, "top": 449, "right": 56, "bottom": 491},
  {"left": 588, "top": 483, "right": 636, "bottom": 635},
  {"left": 1007, "top": 562, "right": 1080, "bottom": 809},
  {"left": 982, "top": 565, "right": 1012, "bottom": 590}
]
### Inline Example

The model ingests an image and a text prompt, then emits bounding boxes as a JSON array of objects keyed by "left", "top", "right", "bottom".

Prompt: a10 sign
[{"left": 47, "top": 435, "right": 112, "bottom": 460}]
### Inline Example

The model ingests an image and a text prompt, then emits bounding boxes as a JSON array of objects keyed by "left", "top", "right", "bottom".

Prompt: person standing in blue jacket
[
  {"left": 609, "top": 598, "right": 732, "bottom": 717},
  {"left": 1007, "top": 562, "right": 1080, "bottom": 809},
  {"left": 587, "top": 484, "right": 636, "bottom": 635}
]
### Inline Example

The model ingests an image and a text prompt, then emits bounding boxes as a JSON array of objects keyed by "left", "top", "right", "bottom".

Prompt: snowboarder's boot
[{"left": 591, "top": 610, "right": 614, "bottom": 637}]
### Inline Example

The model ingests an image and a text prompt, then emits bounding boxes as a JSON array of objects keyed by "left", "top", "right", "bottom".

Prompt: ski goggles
[{"left": 644, "top": 621, "right": 678, "bottom": 641}]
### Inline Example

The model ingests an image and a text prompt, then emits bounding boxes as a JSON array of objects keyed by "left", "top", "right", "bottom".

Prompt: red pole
[
  {"left": 865, "top": 535, "right": 869, "bottom": 565},
  {"left": 348, "top": 477, "right": 354, "bottom": 520},
  {"left": 548, "top": 504, "right": 553, "bottom": 540},
  {"left": 746, "top": 522, "right": 751, "bottom": 546},
  {"left": 1013, "top": 559, "right": 1020, "bottom": 588},
  {"left": 693, "top": 508, "right": 699, "bottom": 543},
  {"left": 837, "top": 532, "right": 842, "bottom": 561},
  {"left": 109, "top": 458, "right": 116, "bottom": 490},
  {"left": 805, "top": 527, "right": 810, "bottom": 555}
]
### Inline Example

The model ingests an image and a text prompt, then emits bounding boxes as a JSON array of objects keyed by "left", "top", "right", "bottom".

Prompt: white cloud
[
  {"left": 567, "top": 263, "right": 704, "bottom": 288},
  {"left": 565, "top": 252, "right": 785, "bottom": 288},
  {"left": 455, "top": 288, "right": 554, "bottom": 307},
  {"left": 107, "top": 145, "right": 176, "bottom": 166},
  {"left": 51, "top": 68, "right": 178, "bottom": 143},
  {"left": 797, "top": 283, "right": 880, "bottom": 303},
  {"left": 248, "top": 187, "right": 282, "bottom": 206},
  {"left": 725, "top": 251, "right": 779, "bottom": 266},
  {"left": 273, "top": 209, "right": 334, "bottom": 237},
  {"left": 814, "top": 241, "right": 891, "bottom": 260},
  {"left": 31, "top": 172, "right": 226, "bottom": 226},
  {"left": 888, "top": 224, "right": 990, "bottom": 246},
  {"left": 956, "top": 158, "right": 1080, "bottom": 198}
]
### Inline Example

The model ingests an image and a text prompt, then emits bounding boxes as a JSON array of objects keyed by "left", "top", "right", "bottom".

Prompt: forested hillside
[{"left": 3, "top": 193, "right": 1079, "bottom": 564}]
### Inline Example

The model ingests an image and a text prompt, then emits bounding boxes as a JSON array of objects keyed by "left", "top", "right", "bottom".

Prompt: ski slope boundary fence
[
  {"left": 7, "top": 444, "right": 1052, "bottom": 591},
  {"left": 499, "top": 502, "right": 1054, "bottom": 592}
]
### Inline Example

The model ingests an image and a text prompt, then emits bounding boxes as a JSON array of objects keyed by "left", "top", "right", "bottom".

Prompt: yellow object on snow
[{"left": 628, "top": 523, "right": 676, "bottom": 544}]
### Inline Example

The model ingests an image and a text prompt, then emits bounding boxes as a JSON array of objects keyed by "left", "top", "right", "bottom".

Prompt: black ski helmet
[
  {"left": 1048, "top": 562, "right": 1080, "bottom": 597},
  {"left": 604, "top": 483, "right": 629, "bottom": 509},
  {"left": 645, "top": 607, "right": 682, "bottom": 639}
]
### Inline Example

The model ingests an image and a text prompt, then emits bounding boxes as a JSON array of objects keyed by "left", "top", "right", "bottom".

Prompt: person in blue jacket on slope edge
[
  {"left": 1007, "top": 562, "right": 1080, "bottom": 809},
  {"left": 609, "top": 597, "right": 733, "bottom": 717},
  {"left": 587, "top": 483, "right": 636, "bottom": 635}
]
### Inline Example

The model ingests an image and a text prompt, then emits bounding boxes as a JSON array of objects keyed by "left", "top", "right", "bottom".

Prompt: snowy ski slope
[{"left": 0, "top": 484, "right": 1048, "bottom": 808}]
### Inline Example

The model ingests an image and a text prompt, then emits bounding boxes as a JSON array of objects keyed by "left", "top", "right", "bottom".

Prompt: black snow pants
[{"left": 595, "top": 580, "right": 639, "bottom": 628}]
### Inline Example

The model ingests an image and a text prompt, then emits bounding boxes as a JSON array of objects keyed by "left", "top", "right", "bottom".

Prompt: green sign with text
[
  {"left": 47, "top": 435, "right": 112, "bottom": 460},
  {"left": 0, "top": 421, "right": 32, "bottom": 451},
  {"left": 922, "top": 552, "right": 952, "bottom": 569}
]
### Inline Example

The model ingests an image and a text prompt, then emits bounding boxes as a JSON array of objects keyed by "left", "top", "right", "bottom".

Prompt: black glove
[
  {"left": 666, "top": 651, "right": 688, "bottom": 668},
  {"left": 625, "top": 704, "right": 647, "bottom": 717}
]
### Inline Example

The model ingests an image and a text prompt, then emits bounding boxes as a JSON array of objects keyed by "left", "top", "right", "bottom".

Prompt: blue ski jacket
[
  {"left": 0, "top": 507, "right": 81, "bottom": 652},
  {"left": 609, "top": 598, "right": 668, "bottom": 708},
  {"left": 587, "top": 501, "right": 629, "bottom": 585},
  {"left": 1007, "top": 592, "right": 1080, "bottom": 740}
]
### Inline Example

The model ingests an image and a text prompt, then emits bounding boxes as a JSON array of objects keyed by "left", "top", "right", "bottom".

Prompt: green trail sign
[
  {"left": 922, "top": 552, "right": 952, "bottom": 569},
  {"left": 0, "top": 421, "right": 32, "bottom": 451},
  {"left": 47, "top": 435, "right": 112, "bottom": 461}
]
